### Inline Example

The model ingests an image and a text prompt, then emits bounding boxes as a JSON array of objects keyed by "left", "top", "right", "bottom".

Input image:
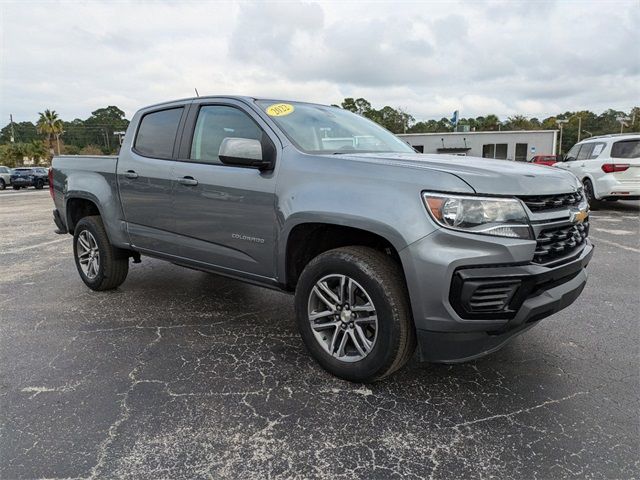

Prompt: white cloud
[{"left": 0, "top": 0, "right": 638, "bottom": 125}]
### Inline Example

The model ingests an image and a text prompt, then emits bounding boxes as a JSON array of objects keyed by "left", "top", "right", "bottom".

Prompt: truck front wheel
[
  {"left": 73, "top": 216, "right": 129, "bottom": 291},
  {"left": 295, "top": 246, "right": 416, "bottom": 383}
]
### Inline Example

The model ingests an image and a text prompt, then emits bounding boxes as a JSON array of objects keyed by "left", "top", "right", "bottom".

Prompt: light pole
[
  {"left": 616, "top": 116, "right": 630, "bottom": 134},
  {"left": 114, "top": 131, "right": 126, "bottom": 145},
  {"left": 576, "top": 115, "right": 582, "bottom": 143},
  {"left": 556, "top": 119, "right": 569, "bottom": 155}
]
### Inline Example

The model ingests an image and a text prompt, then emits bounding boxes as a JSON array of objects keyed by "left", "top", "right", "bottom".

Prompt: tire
[
  {"left": 583, "top": 178, "right": 602, "bottom": 210},
  {"left": 12, "top": 185, "right": 20, "bottom": 190},
  {"left": 295, "top": 246, "right": 416, "bottom": 383},
  {"left": 73, "top": 216, "right": 129, "bottom": 291},
  {"left": 0, "top": 179, "right": 5, "bottom": 190},
  {"left": 35, "top": 179, "right": 44, "bottom": 190}
]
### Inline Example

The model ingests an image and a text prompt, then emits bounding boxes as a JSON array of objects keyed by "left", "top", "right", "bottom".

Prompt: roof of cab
[{"left": 139, "top": 96, "right": 331, "bottom": 111}]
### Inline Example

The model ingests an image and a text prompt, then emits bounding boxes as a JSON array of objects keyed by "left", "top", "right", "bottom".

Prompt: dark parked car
[{"left": 10, "top": 167, "right": 49, "bottom": 190}]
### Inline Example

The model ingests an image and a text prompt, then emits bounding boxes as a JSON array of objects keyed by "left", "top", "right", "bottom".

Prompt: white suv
[
  {"left": 555, "top": 134, "right": 640, "bottom": 207},
  {"left": 0, "top": 166, "right": 12, "bottom": 190}
]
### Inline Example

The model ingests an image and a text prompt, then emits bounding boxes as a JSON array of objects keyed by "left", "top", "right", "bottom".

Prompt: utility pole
[
  {"left": 556, "top": 119, "right": 569, "bottom": 155},
  {"left": 9, "top": 114, "right": 15, "bottom": 143}
]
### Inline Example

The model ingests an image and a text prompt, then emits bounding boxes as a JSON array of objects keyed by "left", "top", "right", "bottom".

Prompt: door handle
[
  {"left": 178, "top": 176, "right": 198, "bottom": 186},
  {"left": 124, "top": 170, "right": 138, "bottom": 179}
]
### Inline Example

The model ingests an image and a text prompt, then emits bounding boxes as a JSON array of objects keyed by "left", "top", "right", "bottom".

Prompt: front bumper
[
  {"left": 400, "top": 229, "right": 593, "bottom": 363},
  {"left": 11, "top": 178, "right": 34, "bottom": 187}
]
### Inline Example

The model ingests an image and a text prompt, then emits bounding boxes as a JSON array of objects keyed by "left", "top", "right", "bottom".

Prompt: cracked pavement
[{"left": 1, "top": 189, "right": 639, "bottom": 479}]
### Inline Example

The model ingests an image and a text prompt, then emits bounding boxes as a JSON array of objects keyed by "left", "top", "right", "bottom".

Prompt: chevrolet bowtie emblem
[{"left": 570, "top": 209, "right": 588, "bottom": 224}]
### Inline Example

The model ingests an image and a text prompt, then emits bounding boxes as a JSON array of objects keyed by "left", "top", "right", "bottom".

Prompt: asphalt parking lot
[{"left": 1, "top": 188, "right": 639, "bottom": 479}]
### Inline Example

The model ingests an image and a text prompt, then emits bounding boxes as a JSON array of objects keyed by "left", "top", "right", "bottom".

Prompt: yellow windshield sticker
[{"left": 266, "top": 103, "right": 295, "bottom": 117}]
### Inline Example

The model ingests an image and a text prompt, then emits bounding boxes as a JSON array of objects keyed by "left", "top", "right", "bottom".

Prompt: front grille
[
  {"left": 533, "top": 220, "right": 589, "bottom": 264},
  {"left": 519, "top": 190, "right": 584, "bottom": 212}
]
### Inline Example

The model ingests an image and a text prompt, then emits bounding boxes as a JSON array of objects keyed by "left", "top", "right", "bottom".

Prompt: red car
[{"left": 530, "top": 155, "right": 559, "bottom": 166}]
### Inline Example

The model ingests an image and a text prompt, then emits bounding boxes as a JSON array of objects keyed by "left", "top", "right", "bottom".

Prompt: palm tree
[
  {"left": 37, "top": 109, "right": 64, "bottom": 156},
  {"left": 27, "top": 140, "right": 49, "bottom": 165}
]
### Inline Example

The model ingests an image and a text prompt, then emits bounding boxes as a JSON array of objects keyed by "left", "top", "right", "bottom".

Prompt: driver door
[{"left": 172, "top": 102, "right": 280, "bottom": 279}]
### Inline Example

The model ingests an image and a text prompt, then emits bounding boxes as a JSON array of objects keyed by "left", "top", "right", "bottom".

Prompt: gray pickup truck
[{"left": 51, "top": 96, "right": 593, "bottom": 382}]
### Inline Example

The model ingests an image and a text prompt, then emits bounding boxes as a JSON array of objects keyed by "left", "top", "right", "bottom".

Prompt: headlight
[{"left": 422, "top": 192, "right": 532, "bottom": 239}]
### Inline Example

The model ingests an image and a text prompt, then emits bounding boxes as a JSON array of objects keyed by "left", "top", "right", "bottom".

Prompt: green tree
[
  {"left": 505, "top": 115, "right": 532, "bottom": 130},
  {"left": 0, "top": 121, "right": 38, "bottom": 143},
  {"left": 477, "top": 114, "right": 500, "bottom": 131},
  {"left": 0, "top": 142, "right": 29, "bottom": 167},
  {"left": 83, "top": 106, "right": 129, "bottom": 154},
  {"left": 26, "top": 140, "right": 49, "bottom": 165},
  {"left": 36, "top": 109, "right": 64, "bottom": 157}
]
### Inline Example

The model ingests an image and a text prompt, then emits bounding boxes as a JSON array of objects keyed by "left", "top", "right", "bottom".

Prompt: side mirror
[{"left": 219, "top": 137, "right": 274, "bottom": 171}]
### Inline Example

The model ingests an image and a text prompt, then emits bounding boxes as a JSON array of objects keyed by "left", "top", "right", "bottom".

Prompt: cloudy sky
[{"left": 1, "top": 0, "right": 638, "bottom": 124}]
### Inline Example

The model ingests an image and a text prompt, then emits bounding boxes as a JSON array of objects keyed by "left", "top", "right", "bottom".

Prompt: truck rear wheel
[
  {"left": 73, "top": 216, "right": 129, "bottom": 291},
  {"left": 35, "top": 179, "right": 44, "bottom": 189},
  {"left": 295, "top": 246, "right": 416, "bottom": 383},
  {"left": 0, "top": 178, "right": 5, "bottom": 190}
]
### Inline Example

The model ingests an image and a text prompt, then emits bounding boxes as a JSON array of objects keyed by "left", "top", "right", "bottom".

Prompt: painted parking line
[
  {"left": 592, "top": 227, "right": 635, "bottom": 236},
  {"left": 2, "top": 237, "right": 69, "bottom": 255},
  {"left": 590, "top": 236, "right": 640, "bottom": 254},
  {"left": 0, "top": 191, "right": 50, "bottom": 198}
]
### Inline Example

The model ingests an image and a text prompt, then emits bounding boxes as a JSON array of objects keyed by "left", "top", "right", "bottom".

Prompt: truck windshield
[{"left": 255, "top": 100, "right": 414, "bottom": 155}]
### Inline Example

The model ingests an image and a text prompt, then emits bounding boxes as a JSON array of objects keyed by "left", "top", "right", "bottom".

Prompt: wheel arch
[
  {"left": 281, "top": 217, "right": 408, "bottom": 292},
  {"left": 581, "top": 174, "right": 600, "bottom": 200},
  {"left": 65, "top": 194, "right": 104, "bottom": 234}
]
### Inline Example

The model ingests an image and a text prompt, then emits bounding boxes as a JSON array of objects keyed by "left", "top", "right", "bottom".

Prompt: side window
[
  {"left": 190, "top": 106, "right": 262, "bottom": 165},
  {"left": 589, "top": 142, "right": 606, "bottom": 158},
  {"left": 565, "top": 144, "right": 580, "bottom": 161},
  {"left": 576, "top": 143, "right": 594, "bottom": 160},
  {"left": 134, "top": 108, "right": 184, "bottom": 159}
]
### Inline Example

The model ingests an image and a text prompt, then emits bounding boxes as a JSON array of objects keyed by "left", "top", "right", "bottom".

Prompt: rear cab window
[
  {"left": 611, "top": 139, "right": 640, "bottom": 159},
  {"left": 134, "top": 107, "right": 184, "bottom": 159}
]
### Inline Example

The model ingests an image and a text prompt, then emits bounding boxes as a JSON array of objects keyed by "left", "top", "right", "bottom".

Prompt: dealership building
[{"left": 397, "top": 130, "right": 558, "bottom": 161}]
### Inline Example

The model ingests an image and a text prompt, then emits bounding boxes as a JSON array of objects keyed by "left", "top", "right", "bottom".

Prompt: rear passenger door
[
  {"left": 172, "top": 100, "right": 280, "bottom": 280},
  {"left": 118, "top": 105, "right": 187, "bottom": 255}
]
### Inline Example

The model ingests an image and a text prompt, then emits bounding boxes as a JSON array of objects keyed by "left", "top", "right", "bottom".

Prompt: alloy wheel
[
  {"left": 77, "top": 230, "right": 100, "bottom": 279},
  {"left": 307, "top": 274, "right": 378, "bottom": 362}
]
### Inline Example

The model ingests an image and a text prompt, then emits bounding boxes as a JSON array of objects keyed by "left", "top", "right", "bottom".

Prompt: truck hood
[{"left": 338, "top": 152, "right": 581, "bottom": 195}]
